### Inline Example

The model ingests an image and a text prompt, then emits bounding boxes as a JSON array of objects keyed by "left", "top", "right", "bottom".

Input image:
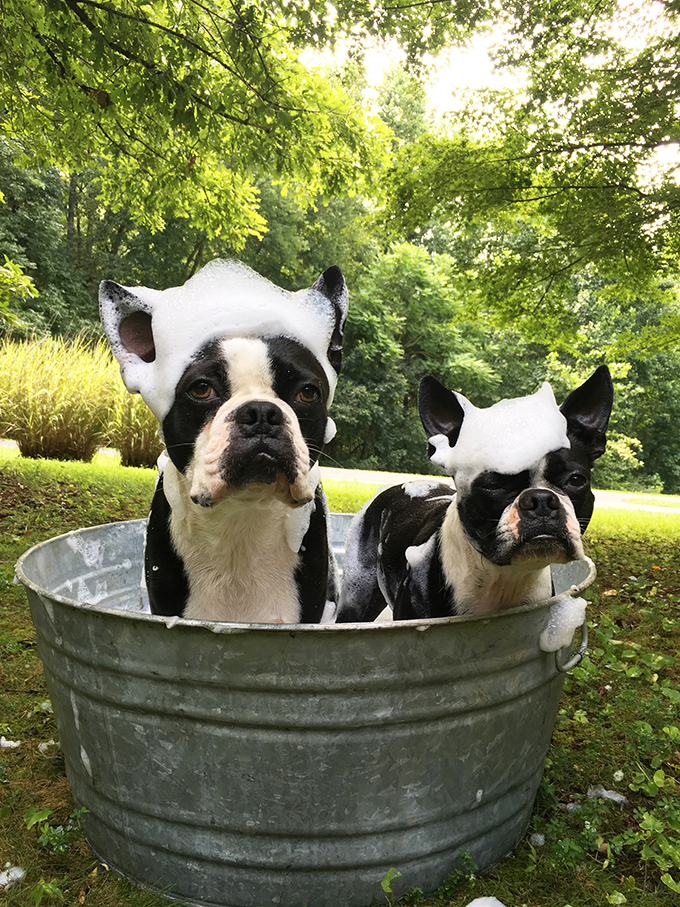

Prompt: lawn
[{"left": 0, "top": 447, "right": 678, "bottom": 907}]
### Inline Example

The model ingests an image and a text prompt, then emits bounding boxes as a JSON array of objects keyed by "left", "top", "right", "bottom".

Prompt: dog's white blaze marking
[
  {"left": 429, "top": 382, "right": 570, "bottom": 478},
  {"left": 540, "top": 595, "right": 587, "bottom": 652},
  {"left": 187, "top": 337, "right": 314, "bottom": 507},
  {"left": 164, "top": 461, "right": 302, "bottom": 623},
  {"left": 439, "top": 506, "right": 553, "bottom": 614},
  {"left": 220, "top": 337, "right": 273, "bottom": 396},
  {"left": 101, "top": 259, "right": 341, "bottom": 420}
]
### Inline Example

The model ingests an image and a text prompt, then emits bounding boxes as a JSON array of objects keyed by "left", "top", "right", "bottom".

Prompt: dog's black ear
[
  {"left": 100, "top": 281, "right": 156, "bottom": 364},
  {"left": 560, "top": 365, "right": 614, "bottom": 464},
  {"left": 418, "top": 375, "right": 465, "bottom": 457},
  {"left": 312, "top": 266, "right": 348, "bottom": 375}
]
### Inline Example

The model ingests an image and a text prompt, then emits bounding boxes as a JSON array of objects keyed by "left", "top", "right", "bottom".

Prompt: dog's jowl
[
  {"left": 100, "top": 259, "right": 348, "bottom": 623},
  {"left": 338, "top": 366, "right": 613, "bottom": 622}
]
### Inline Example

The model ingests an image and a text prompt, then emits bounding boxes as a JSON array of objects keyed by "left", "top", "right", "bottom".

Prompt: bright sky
[{"left": 361, "top": 31, "right": 523, "bottom": 118}]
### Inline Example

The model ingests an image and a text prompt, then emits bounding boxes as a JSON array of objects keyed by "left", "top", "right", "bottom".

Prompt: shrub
[
  {"left": 108, "top": 384, "right": 164, "bottom": 468},
  {"left": 0, "top": 335, "right": 117, "bottom": 461}
]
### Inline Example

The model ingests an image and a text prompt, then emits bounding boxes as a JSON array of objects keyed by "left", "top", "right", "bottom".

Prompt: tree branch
[{"left": 58, "top": 0, "right": 305, "bottom": 119}]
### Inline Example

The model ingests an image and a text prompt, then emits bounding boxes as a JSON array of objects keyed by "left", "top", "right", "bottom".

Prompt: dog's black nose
[
  {"left": 518, "top": 488, "right": 560, "bottom": 515},
  {"left": 233, "top": 401, "right": 284, "bottom": 433}
]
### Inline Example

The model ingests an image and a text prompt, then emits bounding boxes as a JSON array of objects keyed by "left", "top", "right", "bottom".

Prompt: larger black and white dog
[
  {"left": 100, "top": 260, "right": 348, "bottom": 623},
  {"left": 337, "top": 366, "right": 613, "bottom": 622}
]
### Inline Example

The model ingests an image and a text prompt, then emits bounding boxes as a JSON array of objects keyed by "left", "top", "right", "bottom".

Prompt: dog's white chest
[
  {"left": 163, "top": 464, "right": 301, "bottom": 623},
  {"left": 440, "top": 506, "right": 553, "bottom": 614}
]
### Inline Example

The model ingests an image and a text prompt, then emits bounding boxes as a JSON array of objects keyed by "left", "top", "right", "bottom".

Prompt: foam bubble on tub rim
[{"left": 540, "top": 594, "right": 587, "bottom": 653}]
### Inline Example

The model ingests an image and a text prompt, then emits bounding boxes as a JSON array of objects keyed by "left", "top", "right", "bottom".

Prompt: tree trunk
[{"left": 66, "top": 173, "right": 77, "bottom": 252}]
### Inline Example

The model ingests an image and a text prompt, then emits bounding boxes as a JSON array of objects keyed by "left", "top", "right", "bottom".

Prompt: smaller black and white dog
[
  {"left": 100, "top": 259, "right": 348, "bottom": 623},
  {"left": 337, "top": 366, "right": 613, "bottom": 622}
]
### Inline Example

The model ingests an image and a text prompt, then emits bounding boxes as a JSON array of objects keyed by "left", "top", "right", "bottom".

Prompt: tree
[
  {"left": 0, "top": 254, "right": 36, "bottom": 326},
  {"left": 384, "top": 0, "right": 680, "bottom": 345},
  {"left": 376, "top": 64, "right": 430, "bottom": 146},
  {"left": 0, "top": 141, "right": 96, "bottom": 333},
  {"left": 0, "top": 1, "right": 484, "bottom": 246}
]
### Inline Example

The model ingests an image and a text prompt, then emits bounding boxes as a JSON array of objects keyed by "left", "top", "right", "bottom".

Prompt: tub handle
[{"left": 555, "top": 617, "right": 588, "bottom": 673}]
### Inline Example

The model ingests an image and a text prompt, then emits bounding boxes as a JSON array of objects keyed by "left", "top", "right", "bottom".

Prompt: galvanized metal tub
[{"left": 15, "top": 515, "right": 594, "bottom": 907}]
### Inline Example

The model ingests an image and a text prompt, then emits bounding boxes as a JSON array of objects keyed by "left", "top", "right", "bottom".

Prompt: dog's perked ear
[
  {"left": 560, "top": 364, "right": 614, "bottom": 464},
  {"left": 311, "top": 266, "right": 349, "bottom": 375},
  {"left": 99, "top": 280, "right": 160, "bottom": 387},
  {"left": 418, "top": 375, "right": 466, "bottom": 459}
]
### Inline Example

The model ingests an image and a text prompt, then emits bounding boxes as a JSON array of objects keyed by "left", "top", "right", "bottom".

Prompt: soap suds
[
  {"left": 101, "top": 260, "right": 345, "bottom": 420},
  {"left": 430, "top": 383, "right": 569, "bottom": 478},
  {"left": 540, "top": 595, "right": 587, "bottom": 652}
]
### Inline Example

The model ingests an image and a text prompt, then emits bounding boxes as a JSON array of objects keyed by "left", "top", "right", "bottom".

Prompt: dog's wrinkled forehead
[
  {"left": 100, "top": 260, "right": 341, "bottom": 421},
  {"left": 430, "top": 383, "right": 570, "bottom": 479}
]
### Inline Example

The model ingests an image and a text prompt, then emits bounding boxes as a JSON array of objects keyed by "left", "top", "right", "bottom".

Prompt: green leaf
[
  {"left": 25, "top": 806, "right": 52, "bottom": 830},
  {"left": 661, "top": 873, "right": 680, "bottom": 893},
  {"left": 380, "top": 868, "right": 402, "bottom": 895},
  {"left": 653, "top": 770, "right": 666, "bottom": 788}
]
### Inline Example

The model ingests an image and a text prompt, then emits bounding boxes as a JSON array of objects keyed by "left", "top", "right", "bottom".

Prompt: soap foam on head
[
  {"left": 429, "top": 383, "right": 570, "bottom": 479},
  {"left": 103, "top": 260, "right": 341, "bottom": 421}
]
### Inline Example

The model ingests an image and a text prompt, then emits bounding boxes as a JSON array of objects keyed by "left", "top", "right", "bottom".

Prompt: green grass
[
  {"left": 621, "top": 495, "right": 680, "bottom": 509},
  {"left": 0, "top": 449, "right": 678, "bottom": 906},
  {"left": 589, "top": 505, "right": 680, "bottom": 540},
  {"left": 321, "top": 477, "right": 383, "bottom": 512}
]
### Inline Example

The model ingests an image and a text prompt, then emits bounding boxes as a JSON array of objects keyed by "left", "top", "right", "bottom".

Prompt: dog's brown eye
[
  {"left": 187, "top": 380, "right": 216, "bottom": 401},
  {"left": 569, "top": 472, "right": 588, "bottom": 488},
  {"left": 296, "top": 385, "right": 320, "bottom": 404}
]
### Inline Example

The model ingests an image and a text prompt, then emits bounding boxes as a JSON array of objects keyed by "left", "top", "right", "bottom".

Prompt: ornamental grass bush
[
  {"left": 108, "top": 384, "right": 164, "bottom": 468},
  {"left": 0, "top": 335, "right": 164, "bottom": 466},
  {"left": 0, "top": 335, "right": 117, "bottom": 461}
]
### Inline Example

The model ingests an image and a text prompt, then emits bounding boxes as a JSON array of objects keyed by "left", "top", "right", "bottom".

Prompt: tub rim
[{"left": 14, "top": 517, "right": 596, "bottom": 636}]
